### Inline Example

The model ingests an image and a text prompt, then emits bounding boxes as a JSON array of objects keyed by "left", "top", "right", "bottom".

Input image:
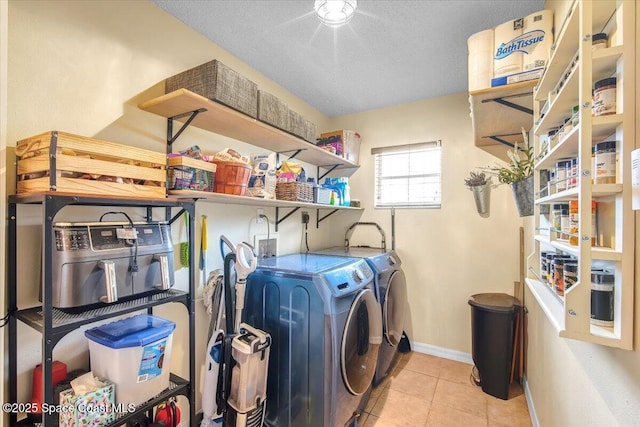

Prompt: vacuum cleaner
[{"left": 201, "top": 239, "right": 270, "bottom": 427}]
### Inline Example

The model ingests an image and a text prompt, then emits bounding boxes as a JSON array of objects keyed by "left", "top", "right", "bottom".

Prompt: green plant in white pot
[
  {"left": 464, "top": 171, "right": 492, "bottom": 218},
  {"left": 483, "top": 129, "right": 543, "bottom": 217}
]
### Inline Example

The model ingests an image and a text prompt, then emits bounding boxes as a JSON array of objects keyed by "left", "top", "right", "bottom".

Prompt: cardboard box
[
  {"left": 318, "top": 130, "right": 362, "bottom": 165},
  {"left": 490, "top": 68, "right": 544, "bottom": 88},
  {"left": 15, "top": 131, "right": 166, "bottom": 198},
  {"left": 59, "top": 377, "right": 115, "bottom": 426},
  {"left": 166, "top": 59, "right": 258, "bottom": 118}
]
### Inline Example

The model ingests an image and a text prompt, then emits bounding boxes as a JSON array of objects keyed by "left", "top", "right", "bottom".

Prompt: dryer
[
  {"left": 313, "top": 247, "right": 407, "bottom": 386},
  {"left": 244, "top": 254, "right": 382, "bottom": 427}
]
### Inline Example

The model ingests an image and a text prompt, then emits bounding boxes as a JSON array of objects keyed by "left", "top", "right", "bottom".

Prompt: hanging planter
[
  {"left": 511, "top": 176, "right": 534, "bottom": 217},
  {"left": 471, "top": 182, "right": 492, "bottom": 218},
  {"left": 482, "top": 128, "right": 546, "bottom": 218},
  {"left": 464, "top": 171, "right": 492, "bottom": 218}
]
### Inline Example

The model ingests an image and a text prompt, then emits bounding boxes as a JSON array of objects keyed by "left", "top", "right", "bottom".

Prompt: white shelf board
[
  {"left": 526, "top": 277, "right": 565, "bottom": 333},
  {"left": 536, "top": 184, "right": 622, "bottom": 204},
  {"left": 139, "top": 89, "right": 359, "bottom": 173},
  {"left": 535, "top": 63, "right": 579, "bottom": 134},
  {"left": 534, "top": 234, "right": 622, "bottom": 261},
  {"left": 168, "top": 190, "right": 363, "bottom": 211}
]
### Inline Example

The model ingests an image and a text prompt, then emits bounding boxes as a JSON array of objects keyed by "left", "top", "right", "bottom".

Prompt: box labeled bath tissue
[{"left": 491, "top": 10, "right": 553, "bottom": 86}]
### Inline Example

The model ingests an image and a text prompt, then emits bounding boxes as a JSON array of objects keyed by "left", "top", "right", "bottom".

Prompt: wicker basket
[
  {"left": 167, "top": 156, "right": 216, "bottom": 192},
  {"left": 213, "top": 161, "right": 252, "bottom": 195},
  {"left": 276, "top": 182, "right": 314, "bottom": 203}
]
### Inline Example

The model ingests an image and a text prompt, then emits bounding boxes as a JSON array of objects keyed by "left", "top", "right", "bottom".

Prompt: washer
[
  {"left": 314, "top": 247, "right": 407, "bottom": 386},
  {"left": 244, "top": 253, "right": 382, "bottom": 427}
]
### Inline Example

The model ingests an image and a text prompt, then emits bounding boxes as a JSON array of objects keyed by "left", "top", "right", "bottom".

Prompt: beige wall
[
  {"left": 522, "top": 1, "right": 640, "bottom": 426},
  {"left": 1, "top": 0, "right": 8, "bottom": 416},
  {"left": 5, "top": 0, "right": 352, "bottom": 417},
  {"left": 331, "top": 94, "right": 524, "bottom": 354}
]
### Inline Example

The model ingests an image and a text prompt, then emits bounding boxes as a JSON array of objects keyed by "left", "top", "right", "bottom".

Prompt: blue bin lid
[{"left": 84, "top": 314, "right": 176, "bottom": 349}]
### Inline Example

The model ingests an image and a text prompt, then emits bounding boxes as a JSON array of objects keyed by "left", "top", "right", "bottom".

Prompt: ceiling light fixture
[{"left": 314, "top": 0, "right": 357, "bottom": 27}]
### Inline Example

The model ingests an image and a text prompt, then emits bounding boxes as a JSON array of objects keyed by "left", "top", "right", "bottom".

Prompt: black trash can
[{"left": 468, "top": 293, "right": 521, "bottom": 400}]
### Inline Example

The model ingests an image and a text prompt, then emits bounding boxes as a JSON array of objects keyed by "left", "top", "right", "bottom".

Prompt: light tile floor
[{"left": 361, "top": 352, "right": 532, "bottom": 427}]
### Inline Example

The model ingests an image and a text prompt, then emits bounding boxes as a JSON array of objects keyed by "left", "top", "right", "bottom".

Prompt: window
[{"left": 372, "top": 141, "right": 441, "bottom": 208}]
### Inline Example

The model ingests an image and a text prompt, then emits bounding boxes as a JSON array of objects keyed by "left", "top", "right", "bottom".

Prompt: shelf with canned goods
[{"left": 527, "top": 0, "right": 635, "bottom": 350}]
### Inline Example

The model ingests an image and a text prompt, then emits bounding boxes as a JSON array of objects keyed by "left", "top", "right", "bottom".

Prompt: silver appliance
[
  {"left": 244, "top": 254, "right": 382, "bottom": 427},
  {"left": 50, "top": 221, "right": 174, "bottom": 311},
  {"left": 313, "top": 222, "right": 408, "bottom": 386}
]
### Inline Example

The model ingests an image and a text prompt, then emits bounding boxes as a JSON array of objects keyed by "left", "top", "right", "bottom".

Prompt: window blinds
[{"left": 372, "top": 141, "right": 442, "bottom": 208}]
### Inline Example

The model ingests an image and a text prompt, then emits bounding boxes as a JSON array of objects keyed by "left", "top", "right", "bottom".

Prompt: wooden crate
[
  {"left": 257, "top": 90, "right": 289, "bottom": 131},
  {"left": 288, "top": 110, "right": 317, "bottom": 143},
  {"left": 15, "top": 131, "right": 166, "bottom": 198},
  {"left": 166, "top": 59, "right": 258, "bottom": 118}
]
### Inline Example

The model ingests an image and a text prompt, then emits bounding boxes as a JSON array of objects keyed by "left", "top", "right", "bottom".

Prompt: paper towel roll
[
  {"left": 494, "top": 19, "right": 523, "bottom": 78},
  {"left": 468, "top": 29, "right": 494, "bottom": 91},
  {"left": 523, "top": 10, "right": 554, "bottom": 71}
]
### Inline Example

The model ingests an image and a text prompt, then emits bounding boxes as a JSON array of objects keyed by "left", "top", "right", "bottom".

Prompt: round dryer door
[
  {"left": 384, "top": 269, "right": 407, "bottom": 347},
  {"left": 341, "top": 288, "right": 382, "bottom": 395}
]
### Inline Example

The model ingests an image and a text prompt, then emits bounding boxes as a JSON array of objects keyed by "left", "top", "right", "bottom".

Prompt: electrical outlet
[
  {"left": 256, "top": 208, "right": 265, "bottom": 224},
  {"left": 254, "top": 234, "right": 278, "bottom": 259},
  {"left": 301, "top": 211, "right": 309, "bottom": 224}
]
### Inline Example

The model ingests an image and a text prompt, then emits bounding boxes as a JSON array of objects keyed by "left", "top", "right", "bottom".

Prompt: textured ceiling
[{"left": 152, "top": 0, "right": 544, "bottom": 117}]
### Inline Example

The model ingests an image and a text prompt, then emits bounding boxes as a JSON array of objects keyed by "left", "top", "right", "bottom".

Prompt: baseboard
[
  {"left": 522, "top": 376, "right": 539, "bottom": 427},
  {"left": 410, "top": 341, "right": 474, "bottom": 365}
]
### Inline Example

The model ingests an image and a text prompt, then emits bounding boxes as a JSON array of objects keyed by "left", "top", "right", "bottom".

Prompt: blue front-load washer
[
  {"left": 244, "top": 254, "right": 382, "bottom": 427},
  {"left": 313, "top": 247, "right": 407, "bottom": 386}
]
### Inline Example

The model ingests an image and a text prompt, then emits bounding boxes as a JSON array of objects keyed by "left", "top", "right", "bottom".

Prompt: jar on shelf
[
  {"left": 591, "top": 271, "right": 615, "bottom": 327},
  {"left": 551, "top": 204, "right": 563, "bottom": 234},
  {"left": 592, "top": 33, "right": 608, "bottom": 51},
  {"left": 568, "top": 158, "right": 579, "bottom": 189},
  {"left": 591, "top": 201, "right": 598, "bottom": 247},
  {"left": 560, "top": 204, "right": 570, "bottom": 241},
  {"left": 594, "top": 140, "right": 617, "bottom": 184},
  {"left": 540, "top": 251, "right": 552, "bottom": 281},
  {"left": 571, "top": 105, "right": 580, "bottom": 127},
  {"left": 555, "top": 160, "right": 570, "bottom": 192},
  {"left": 569, "top": 200, "right": 579, "bottom": 245},
  {"left": 592, "top": 77, "right": 617, "bottom": 117},
  {"left": 563, "top": 261, "right": 578, "bottom": 291}
]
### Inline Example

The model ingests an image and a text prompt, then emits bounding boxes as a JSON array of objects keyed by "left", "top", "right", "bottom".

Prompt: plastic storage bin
[
  {"left": 468, "top": 293, "right": 520, "bottom": 400},
  {"left": 84, "top": 314, "right": 176, "bottom": 406}
]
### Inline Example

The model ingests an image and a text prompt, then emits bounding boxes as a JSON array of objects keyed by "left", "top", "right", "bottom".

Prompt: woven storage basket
[
  {"left": 167, "top": 156, "right": 216, "bottom": 192},
  {"left": 276, "top": 182, "right": 314, "bottom": 203},
  {"left": 166, "top": 59, "right": 258, "bottom": 118},
  {"left": 213, "top": 161, "right": 252, "bottom": 195},
  {"left": 288, "top": 110, "right": 317, "bottom": 143},
  {"left": 258, "top": 90, "right": 289, "bottom": 131}
]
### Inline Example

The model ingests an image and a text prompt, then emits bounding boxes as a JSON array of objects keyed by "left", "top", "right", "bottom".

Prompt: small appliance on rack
[
  {"left": 50, "top": 219, "right": 174, "bottom": 311},
  {"left": 313, "top": 221, "right": 408, "bottom": 386}
]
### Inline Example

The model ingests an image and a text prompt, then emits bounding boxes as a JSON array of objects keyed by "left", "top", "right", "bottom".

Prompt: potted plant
[
  {"left": 464, "top": 170, "right": 492, "bottom": 218},
  {"left": 483, "top": 129, "right": 543, "bottom": 217}
]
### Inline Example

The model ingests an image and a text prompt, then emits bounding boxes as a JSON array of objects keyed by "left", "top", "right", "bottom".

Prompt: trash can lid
[{"left": 468, "top": 293, "right": 521, "bottom": 312}]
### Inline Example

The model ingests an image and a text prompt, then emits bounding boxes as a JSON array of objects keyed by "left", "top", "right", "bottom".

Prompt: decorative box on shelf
[
  {"left": 166, "top": 59, "right": 258, "bottom": 118},
  {"left": 257, "top": 90, "right": 289, "bottom": 132},
  {"left": 15, "top": 131, "right": 166, "bottom": 198},
  {"left": 288, "top": 110, "right": 317, "bottom": 143}
]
